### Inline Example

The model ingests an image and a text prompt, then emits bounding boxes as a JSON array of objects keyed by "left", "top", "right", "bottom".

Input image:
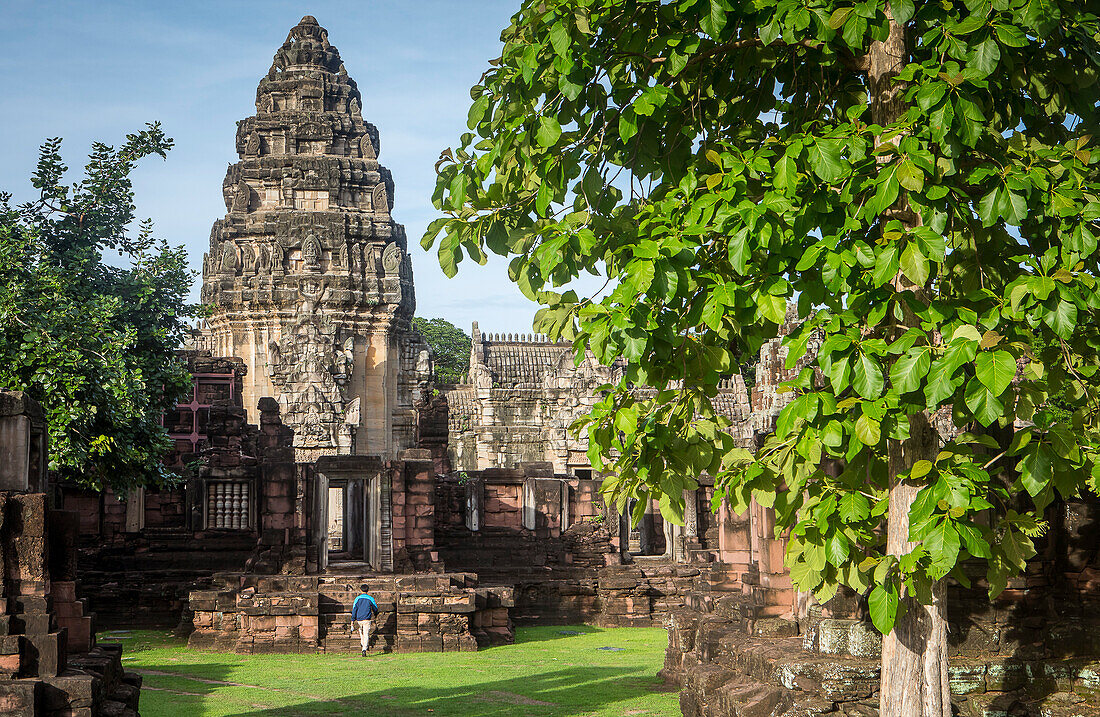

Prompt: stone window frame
[{"left": 202, "top": 478, "right": 256, "bottom": 531}]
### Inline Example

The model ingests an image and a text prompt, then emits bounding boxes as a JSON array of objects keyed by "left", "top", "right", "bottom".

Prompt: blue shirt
[{"left": 352, "top": 594, "right": 378, "bottom": 621}]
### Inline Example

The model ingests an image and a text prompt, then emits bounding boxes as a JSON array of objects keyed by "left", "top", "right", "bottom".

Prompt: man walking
[{"left": 351, "top": 584, "right": 379, "bottom": 656}]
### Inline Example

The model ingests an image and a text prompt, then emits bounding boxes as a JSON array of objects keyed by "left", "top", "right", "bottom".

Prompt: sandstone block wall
[
  {"left": 0, "top": 493, "right": 141, "bottom": 717},
  {"left": 662, "top": 496, "right": 1100, "bottom": 717},
  {"left": 188, "top": 572, "right": 512, "bottom": 654}
]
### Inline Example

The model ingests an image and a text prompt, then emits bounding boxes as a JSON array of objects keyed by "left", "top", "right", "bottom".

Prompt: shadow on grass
[
  {"left": 138, "top": 663, "right": 664, "bottom": 717},
  {"left": 510, "top": 625, "right": 607, "bottom": 645},
  {"left": 232, "top": 665, "right": 656, "bottom": 717}
]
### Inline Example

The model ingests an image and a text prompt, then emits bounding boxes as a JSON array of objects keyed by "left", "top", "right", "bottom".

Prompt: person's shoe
[{"left": 362, "top": 649, "right": 367, "bottom": 657}]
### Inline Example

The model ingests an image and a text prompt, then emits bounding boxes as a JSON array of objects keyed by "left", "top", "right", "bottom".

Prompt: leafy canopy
[
  {"left": 412, "top": 316, "right": 472, "bottom": 383},
  {"left": 0, "top": 125, "right": 197, "bottom": 491},
  {"left": 424, "top": 0, "right": 1100, "bottom": 634}
]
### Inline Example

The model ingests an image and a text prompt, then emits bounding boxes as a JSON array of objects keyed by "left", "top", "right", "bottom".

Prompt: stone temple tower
[{"left": 200, "top": 16, "right": 429, "bottom": 462}]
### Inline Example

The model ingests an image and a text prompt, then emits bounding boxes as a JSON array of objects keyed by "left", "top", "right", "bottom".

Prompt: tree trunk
[
  {"left": 881, "top": 417, "right": 951, "bottom": 717},
  {"left": 869, "top": 7, "right": 953, "bottom": 717}
]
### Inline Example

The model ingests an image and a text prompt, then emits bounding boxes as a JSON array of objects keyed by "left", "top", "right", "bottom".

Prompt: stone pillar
[
  {"left": 639, "top": 500, "right": 659, "bottom": 555},
  {"left": 0, "top": 392, "right": 46, "bottom": 493}
]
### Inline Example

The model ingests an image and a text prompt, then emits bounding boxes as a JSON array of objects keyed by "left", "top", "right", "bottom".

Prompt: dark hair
[{"left": 360, "top": 584, "right": 370, "bottom": 593}]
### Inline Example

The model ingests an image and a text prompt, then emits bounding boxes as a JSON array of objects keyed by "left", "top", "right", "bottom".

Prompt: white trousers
[{"left": 354, "top": 619, "right": 373, "bottom": 651}]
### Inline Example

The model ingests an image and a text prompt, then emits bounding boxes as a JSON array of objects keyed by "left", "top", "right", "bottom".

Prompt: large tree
[
  {"left": 425, "top": 1, "right": 1100, "bottom": 714},
  {"left": 0, "top": 125, "right": 196, "bottom": 492},
  {"left": 412, "top": 316, "right": 472, "bottom": 383}
]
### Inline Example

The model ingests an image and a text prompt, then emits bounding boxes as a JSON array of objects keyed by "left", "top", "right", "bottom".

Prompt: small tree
[
  {"left": 413, "top": 316, "right": 472, "bottom": 383},
  {"left": 424, "top": 1, "right": 1100, "bottom": 714},
  {"left": 0, "top": 125, "right": 196, "bottom": 492}
]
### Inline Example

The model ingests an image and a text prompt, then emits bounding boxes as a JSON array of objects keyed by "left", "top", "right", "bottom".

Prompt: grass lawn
[{"left": 104, "top": 625, "right": 680, "bottom": 717}]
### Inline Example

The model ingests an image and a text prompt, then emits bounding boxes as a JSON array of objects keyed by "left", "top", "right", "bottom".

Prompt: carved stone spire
[{"left": 199, "top": 17, "right": 426, "bottom": 461}]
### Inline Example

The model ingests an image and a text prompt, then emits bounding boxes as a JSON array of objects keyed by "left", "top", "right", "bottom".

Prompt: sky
[{"left": 0, "top": 0, "right": 566, "bottom": 335}]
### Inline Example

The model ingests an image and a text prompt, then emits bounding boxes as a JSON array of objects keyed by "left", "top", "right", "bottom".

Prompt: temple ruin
[
  {"left": 42, "top": 15, "right": 1099, "bottom": 717},
  {"left": 198, "top": 14, "right": 429, "bottom": 463}
]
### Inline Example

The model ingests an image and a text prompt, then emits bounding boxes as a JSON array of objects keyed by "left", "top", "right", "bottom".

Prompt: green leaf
[
  {"left": 910, "top": 459, "right": 933, "bottom": 479},
  {"left": 891, "top": 347, "right": 931, "bottom": 393},
  {"left": 957, "top": 522, "right": 991, "bottom": 559},
  {"left": 852, "top": 352, "right": 884, "bottom": 399},
  {"left": 900, "top": 242, "right": 929, "bottom": 286},
  {"left": 536, "top": 117, "right": 562, "bottom": 148},
  {"left": 700, "top": 0, "right": 729, "bottom": 37},
  {"left": 839, "top": 492, "right": 870, "bottom": 522},
  {"left": 855, "top": 413, "right": 881, "bottom": 445},
  {"left": 964, "top": 378, "right": 1005, "bottom": 426},
  {"left": 807, "top": 139, "right": 846, "bottom": 183},
  {"left": 897, "top": 160, "right": 925, "bottom": 193},
  {"left": 826, "top": 532, "right": 850, "bottom": 565},
  {"left": 975, "top": 350, "right": 1016, "bottom": 396},
  {"left": 619, "top": 108, "right": 638, "bottom": 141},
  {"left": 467, "top": 95, "right": 490, "bottom": 129},
  {"left": 549, "top": 21, "right": 571, "bottom": 57},
  {"left": 727, "top": 228, "right": 750, "bottom": 274},
  {"left": 828, "top": 355, "right": 852, "bottom": 393},
  {"left": 1043, "top": 299, "right": 1078, "bottom": 339},
  {"left": 971, "top": 38, "right": 1001, "bottom": 77},
  {"left": 1019, "top": 445, "right": 1052, "bottom": 497},
  {"left": 873, "top": 243, "right": 900, "bottom": 287},
  {"left": 756, "top": 292, "right": 786, "bottom": 325},
  {"left": 925, "top": 520, "right": 961, "bottom": 576},
  {"left": 925, "top": 359, "right": 960, "bottom": 405},
  {"left": 775, "top": 154, "right": 797, "bottom": 191},
  {"left": 828, "top": 7, "right": 852, "bottom": 29},
  {"left": 892, "top": 0, "right": 915, "bottom": 24},
  {"left": 994, "top": 23, "right": 1029, "bottom": 47},
  {"left": 868, "top": 584, "right": 899, "bottom": 634}
]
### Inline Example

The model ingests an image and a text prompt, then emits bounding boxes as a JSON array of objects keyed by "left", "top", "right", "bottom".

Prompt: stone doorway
[
  {"left": 315, "top": 456, "right": 385, "bottom": 573},
  {"left": 324, "top": 478, "right": 373, "bottom": 565}
]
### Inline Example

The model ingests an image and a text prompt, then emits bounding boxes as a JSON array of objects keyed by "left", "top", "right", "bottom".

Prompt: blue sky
[{"left": 0, "top": 0, "right": 562, "bottom": 335}]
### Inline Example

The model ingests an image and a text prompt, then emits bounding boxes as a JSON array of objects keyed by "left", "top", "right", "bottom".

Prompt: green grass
[{"left": 104, "top": 626, "right": 680, "bottom": 717}]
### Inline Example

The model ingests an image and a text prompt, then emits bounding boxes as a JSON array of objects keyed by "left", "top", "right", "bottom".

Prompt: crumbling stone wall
[
  {"left": 0, "top": 390, "right": 141, "bottom": 717},
  {"left": 67, "top": 357, "right": 303, "bottom": 627},
  {"left": 662, "top": 496, "right": 1100, "bottom": 717},
  {"left": 188, "top": 572, "right": 512, "bottom": 654}
]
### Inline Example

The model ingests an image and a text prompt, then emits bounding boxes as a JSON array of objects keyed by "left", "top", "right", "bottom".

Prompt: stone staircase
[{"left": 188, "top": 572, "right": 514, "bottom": 654}]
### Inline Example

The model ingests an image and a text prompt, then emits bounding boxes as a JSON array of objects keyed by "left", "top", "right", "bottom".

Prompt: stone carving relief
[
  {"left": 246, "top": 132, "right": 261, "bottom": 157},
  {"left": 332, "top": 241, "right": 347, "bottom": 270},
  {"left": 220, "top": 243, "right": 239, "bottom": 273},
  {"left": 543, "top": 350, "right": 613, "bottom": 461},
  {"left": 302, "top": 234, "right": 323, "bottom": 269},
  {"left": 257, "top": 243, "right": 271, "bottom": 273},
  {"left": 372, "top": 183, "right": 389, "bottom": 216},
  {"left": 359, "top": 134, "right": 376, "bottom": 160},
  {"left": 232, "top": 180, "right": 252, "bottom": 213},
  {"left": 298, "top": 277, "right": 327, "bottom": 315},
  {"left": 381, "top": 242, "right": 402, "bottom": 274},
  {"left": 471, "top": 363, "right": 493, "bottom": 389},
  {"left": 296, "top": 120, "right": 327, "bottom": 141},
  {"left": 344, "top": 396, "right": 361, "bottom": 427},
  {"left": 267, "top": 308, "right": 358, "bottom": 454}
]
